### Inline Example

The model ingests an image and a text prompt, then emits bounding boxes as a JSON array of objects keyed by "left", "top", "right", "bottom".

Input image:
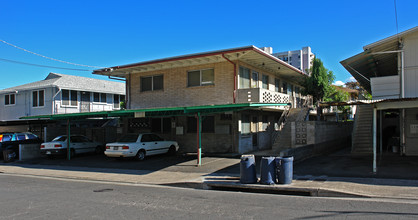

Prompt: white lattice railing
[{"left": 237, "top": 88, "right": 313, "bottom": 108}]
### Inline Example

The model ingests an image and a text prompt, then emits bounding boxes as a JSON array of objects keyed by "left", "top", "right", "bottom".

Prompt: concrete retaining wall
[{"left": 281, "top": 121, "right": 353, "bottom": 162}]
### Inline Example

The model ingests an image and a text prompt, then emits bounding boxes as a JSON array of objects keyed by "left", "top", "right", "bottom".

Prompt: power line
[
  {"left": 0, "top": 39, "right": 105, "bottom": 68},
  {"left": 394, "top": 0, "right": 399, "bottom": 37},
  {"left": 0, "top": 58, "right": 91, "bottom": 71}
]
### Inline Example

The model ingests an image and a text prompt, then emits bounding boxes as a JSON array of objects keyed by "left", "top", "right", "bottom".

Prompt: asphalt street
[{"left": 1, "top": 174, "right": 418, "bottom": 219}]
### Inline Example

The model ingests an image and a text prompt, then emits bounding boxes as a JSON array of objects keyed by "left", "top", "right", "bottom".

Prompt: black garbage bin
[
  {"left": 260, "top": 157, "right": 276, "bottom": 185},
  {"left": 240, "top": 155, "right": 257, "bottom": 184},
  {"left": 276, "top": 156, "right": 293, "bottom": 184}
]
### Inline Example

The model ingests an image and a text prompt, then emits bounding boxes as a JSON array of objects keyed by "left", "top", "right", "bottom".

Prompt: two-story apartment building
[
  {"left": 341, "top": 26, "right": 418, "bottom": 171},
  {"left": 0, "top": 72, "right": 125, "bottom": 122},
  {"left": 93, "top": 46, "right": 311, "bottom": 154}
]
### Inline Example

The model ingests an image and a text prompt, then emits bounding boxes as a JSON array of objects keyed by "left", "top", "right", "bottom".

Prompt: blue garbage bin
[
  {"left": 277, "top": 156, "right": 293, "bottom": 184},
  {"left": 240, "top": 155, "right": 257, "bottom": 184},
  {"left": 260, "top": 157, "right": 276, "bottom": 185}
]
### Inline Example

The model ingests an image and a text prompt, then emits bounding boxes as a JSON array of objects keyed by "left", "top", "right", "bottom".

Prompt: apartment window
[
  {"left": 113, "top": 94, "right": 125, "bottom": 109},
  {"left": 62, "top": 89, "right": 77, "bottom": 106},
  {"left": 239, "top": 66, "right": 250, "bottom": 89},
  {"left": 295, "top": 87, "right": 300, "bottom": 97},
  {"left": 282, "top": 82, "right": 288, "bottom": 94},
  {"left": 4, "top": 94, "right": 15, "bottom": 106},
  {"left": 188, "top": 68, "right": 214, "bottom": 87},
  {"left": 251, "top": 71, "right": 258, "bottom": 88},
  {"left": 93, "top": 92, "right": 107, "bottom": 103},
  {"left": 141, "top": 75, "right": 163, "bottom": 92},
  {"left": 32, "top": 90, "right": 44, "bottom": 107},
  {"left": 262, "top": 75, "right": 269, "bottom": 89},
  {"left": 262, "top": 115, "right": 269, "bottom": 131},
  {"left": 241, "top": 114, "right": 250, "bottom": 135},
  {"left": 288, "top": 84, "right": 294, "bottom": 96},
  {"left": 275, "top": 78, "right": 281, "bottom": 92},
  {"left": 187, "top": 116, "right": 215, "bottom": 133}
]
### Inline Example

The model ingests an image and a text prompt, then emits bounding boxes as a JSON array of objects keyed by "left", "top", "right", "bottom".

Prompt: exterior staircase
[
  {"left": 271, "top": 107, "right": 310, "bottom": 153},
  {"left": 351, "top": 105, "right": 373, "bottom": 155}
]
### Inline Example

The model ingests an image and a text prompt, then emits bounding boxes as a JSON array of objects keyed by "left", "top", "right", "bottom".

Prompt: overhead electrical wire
[
  {"left": 0, "top": 39, "right": 105, "bottom": 68},
  {"left": 394, "top": 0, "right": 399, "bottom": 39},
  {"left": 0, "top": 58, "right": 91, "bottom": 71}
]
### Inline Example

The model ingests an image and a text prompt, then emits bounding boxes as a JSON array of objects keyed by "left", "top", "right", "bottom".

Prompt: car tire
[
  {"left": 135, "top": 150, "right": 146, "bottom": 161},
  {"left": 168, "top": 146, "right": 176, "bottom": 156}
]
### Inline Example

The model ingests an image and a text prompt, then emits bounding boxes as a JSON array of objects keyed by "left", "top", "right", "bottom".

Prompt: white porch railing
[{"left": 237, "top": 88, "right": 312, "bottom": 108}]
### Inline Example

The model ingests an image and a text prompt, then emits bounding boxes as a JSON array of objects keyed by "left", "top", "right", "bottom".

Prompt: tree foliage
[
  {"left": 329, "top": 88, "right": 350, "bottom": 111},
  {"left": 345, "top": 81, "right": 372, "bottom": 100},
  {"left": 302, "top": 57, "right": 335, "bottom": 104}
]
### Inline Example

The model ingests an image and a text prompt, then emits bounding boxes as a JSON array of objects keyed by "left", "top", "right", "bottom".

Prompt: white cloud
[
  {"left": 346, "top": 76, "right": 356, "bottom": 82},
  {"left": 333, "top": 81, "right": 345, "bottom": 86}
]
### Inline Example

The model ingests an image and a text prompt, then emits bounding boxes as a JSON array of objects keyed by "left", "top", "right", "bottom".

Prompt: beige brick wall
[{"left": 129, "top": 62, "right": 235, "bottom": 109}]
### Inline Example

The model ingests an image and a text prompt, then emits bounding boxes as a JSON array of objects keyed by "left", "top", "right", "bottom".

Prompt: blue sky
[{"left": 1, "top": 0, "right": 417, "bottom": 89}]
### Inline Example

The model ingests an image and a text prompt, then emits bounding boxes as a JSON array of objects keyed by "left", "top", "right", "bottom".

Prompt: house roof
[
  {"left": 340, "top": 26, "right": 418, "bottom": 92},
  {"left": 0, "top": 72, "right": 125, "bottom": 94},
  {"left": 320, "top": 97, "right": 418, "bottom": 110},
  {"left": 93, "top": 45, "right": 307, "bottom": 83},
  {"left": 332, "top": 85, "right": 359, "bottom": 95}
]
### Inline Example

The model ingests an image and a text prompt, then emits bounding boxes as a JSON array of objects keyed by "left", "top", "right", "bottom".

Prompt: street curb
[{"left": 203, "top": 181, "right": 370, "bottom": 198}]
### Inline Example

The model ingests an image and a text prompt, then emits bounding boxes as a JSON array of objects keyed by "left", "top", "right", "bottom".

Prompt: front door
[
  {"left": 81, "top": 92, "right": 90, "bottom": 112},
  {"left": 252, "top": 116, "right": 258, "bottom": 150}
]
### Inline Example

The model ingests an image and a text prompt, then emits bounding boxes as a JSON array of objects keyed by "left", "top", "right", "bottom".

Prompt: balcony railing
[{"left": 237, "top": 88, "right": 312, "bottom": 108}]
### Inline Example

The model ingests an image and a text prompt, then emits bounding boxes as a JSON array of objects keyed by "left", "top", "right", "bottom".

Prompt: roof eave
[
  {"left": 363, "top": 26, "right": 418, "bottom": 50},
  {"left": 93, "top": 46, "right": 305, "bottom": 77}
]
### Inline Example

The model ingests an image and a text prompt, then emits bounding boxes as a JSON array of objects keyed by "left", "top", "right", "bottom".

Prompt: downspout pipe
[
  {"left": 52, "top": 87, "right": 61, "bottom": 114},
  {"left": 222, "top": 54, "right": 237, "bottom": 104}
]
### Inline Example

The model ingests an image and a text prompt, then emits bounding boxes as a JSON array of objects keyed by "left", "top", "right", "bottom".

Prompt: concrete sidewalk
[{"left": 2, "top": 160, "right": 418, "bottom": 201}]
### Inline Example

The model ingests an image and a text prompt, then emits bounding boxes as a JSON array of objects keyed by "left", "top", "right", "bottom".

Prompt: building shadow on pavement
[{"left": 207, "top": 147, "right": 418, "bottom": 188}]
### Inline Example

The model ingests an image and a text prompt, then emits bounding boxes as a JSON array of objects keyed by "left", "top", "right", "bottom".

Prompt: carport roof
[{"left": 20, "top": 103, "right": 290, "bottom": 120}]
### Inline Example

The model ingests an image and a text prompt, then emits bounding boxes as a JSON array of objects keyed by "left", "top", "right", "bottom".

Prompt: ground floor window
[
  {"left": 187, "top": 116, "right": 215, "bottom": 133},
  {"left": 151, "top": 118, "right": 171, "bottom": 133},
  {"left": 241, "top": 114, "right": 250, "bottom": 135}
]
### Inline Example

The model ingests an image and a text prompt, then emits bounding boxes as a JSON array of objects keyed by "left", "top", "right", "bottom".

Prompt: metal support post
[
  {"left": 197, "top": 112, "right": 202, "bottom": 166},
  {"left": 373, "top": 107, "right": 377, "bottom": 173},
  {"left": 379, "top": 110, "right": 383, "bottom": 161},
  {"left": 67, "top": 119, "right": 71, "bottom": 160}
]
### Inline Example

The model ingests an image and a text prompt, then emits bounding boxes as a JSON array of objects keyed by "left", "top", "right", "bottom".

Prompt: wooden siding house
[{"left": 341, "top": 26, "right": 418, "bottom": 171}]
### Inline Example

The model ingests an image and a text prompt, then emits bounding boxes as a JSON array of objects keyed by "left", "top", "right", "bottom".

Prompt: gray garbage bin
[
  {"left": 260, "top": 157, "right": 276, "bottom": 185},
  {"left": 276, "top": 156, "right": 293, "bottom": 184},
  {"left": 240, "top": 155, "right": 257, "bottom": 184}
]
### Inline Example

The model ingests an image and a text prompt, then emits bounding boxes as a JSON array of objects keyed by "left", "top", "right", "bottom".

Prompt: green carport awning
[
  {"left": 20, "top": 103, "right": 290, "bottom": 120},
  {"left": 20, "top": 102, "right": 289, "bottom": 165}
]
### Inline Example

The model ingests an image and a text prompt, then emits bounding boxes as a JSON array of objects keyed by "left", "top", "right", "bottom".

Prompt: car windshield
[
  {"left": 52, "top": 136, "right": 67, "bottom": 142},
  {"left": 118, "top": 134, "right": 139, "bottom": 143}
]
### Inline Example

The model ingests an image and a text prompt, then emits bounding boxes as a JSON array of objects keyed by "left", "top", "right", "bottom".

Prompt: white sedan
[
  {"left": 105, "top": 133, "right": 179, "bottom": 160},
  {"left": 40, "top": 135, "right": 103, "bottom": 158}
]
